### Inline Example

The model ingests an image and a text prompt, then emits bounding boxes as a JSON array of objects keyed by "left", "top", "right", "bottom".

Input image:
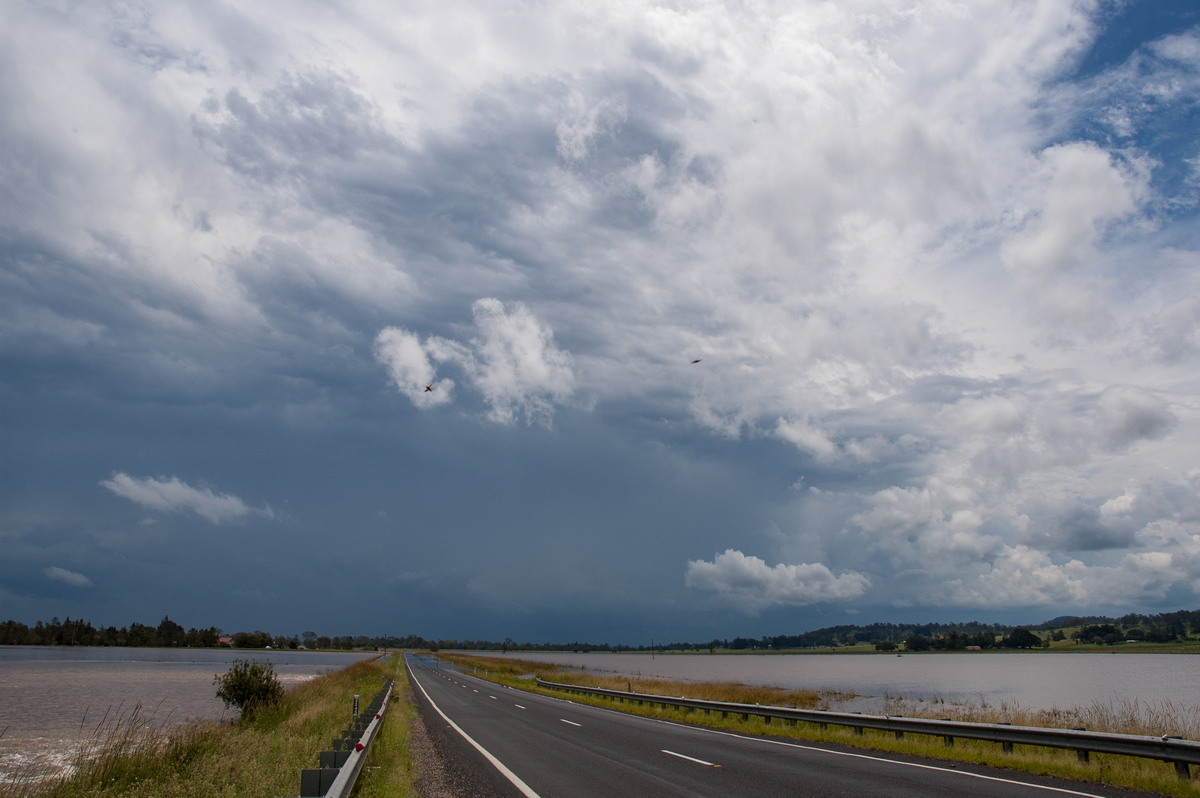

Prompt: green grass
[
  {"left": 14, "top": 648, "right": 1194, "bottom": 797},
  {"left": 443, "top": 653, "right": 1200, "bottom": 797},
  {"left": 347, "top": 654, "right": 419, "bottom": 798},
  {"left": 2, "top": 655, "right": 415, "bottom": 798}
]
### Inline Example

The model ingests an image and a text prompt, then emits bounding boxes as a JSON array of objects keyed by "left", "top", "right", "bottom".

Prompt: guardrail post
[
  {"left": 1175, "top": 761, "right": 1190, "bottom": 780},
  {"left": 1073, "top": 729, "right": 1088, "bottom": 762},
  {"left": 996, "top": 723, "right": 1013, "bottom": 753}
]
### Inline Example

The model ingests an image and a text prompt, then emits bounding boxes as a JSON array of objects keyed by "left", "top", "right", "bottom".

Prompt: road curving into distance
[{"left": 404, "top": 654, "right": 1159, "bottom": 798}]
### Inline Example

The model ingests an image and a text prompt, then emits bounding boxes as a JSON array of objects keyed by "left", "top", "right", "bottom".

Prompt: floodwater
[
  {"left": 475, "top": 650, "right": 1200, "bottom": 713},
  {"left": 0, "top": 646, "right": 376, "bottom": 783}
]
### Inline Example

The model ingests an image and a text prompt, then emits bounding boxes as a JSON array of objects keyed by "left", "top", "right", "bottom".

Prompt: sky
[{"left": 2, "top": 0, "right": 1200, "bottom": 645}]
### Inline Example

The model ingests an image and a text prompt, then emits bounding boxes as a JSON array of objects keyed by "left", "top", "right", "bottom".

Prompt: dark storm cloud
[
  {"left": 4, "top": 1, "right": 1200, "bottom": 639},
  {"left": 1051, "top": 506, "right": 1138, "bottom": 552}
]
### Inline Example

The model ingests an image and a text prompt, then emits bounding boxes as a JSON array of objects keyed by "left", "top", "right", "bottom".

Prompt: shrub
[{"left": 213, "top": 659, "right": 284, "bottom": 718}]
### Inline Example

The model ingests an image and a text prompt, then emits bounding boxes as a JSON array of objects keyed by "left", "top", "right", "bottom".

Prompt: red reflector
[{"left": 355, "top": 743, "right": 364, "bottom": 751}]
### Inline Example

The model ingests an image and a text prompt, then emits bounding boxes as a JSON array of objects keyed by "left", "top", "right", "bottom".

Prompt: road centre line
[
  {"left": 437, "top": 666, "right": 1103, "bottom": 798},
  {"left": 560, "top": 719, "right": 582, "bottom": 727},
  {"left": 515, "top": 705, "right": 527, "bottom": 710},
  {"left": 662, "top": 749, "right": 721, "bottom": 768},
  {"left": 408, "top": 666, "right": 542, "bottom": 798},
  {"left": 519, "top": 682, "right": 1108, "bottom": 797}
]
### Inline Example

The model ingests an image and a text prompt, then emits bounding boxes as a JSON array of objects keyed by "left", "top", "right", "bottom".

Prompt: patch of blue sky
[{"left": 1056, "top": 2, "right": 1200, "bottom": 211}]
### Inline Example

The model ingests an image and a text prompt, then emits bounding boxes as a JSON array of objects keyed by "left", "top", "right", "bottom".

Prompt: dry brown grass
[
  {"left": 445, "top": 653, "right": 876, "bottom": 711},
  {"left": 876, "top": 693, "right": 1200, "bottom": 739}
]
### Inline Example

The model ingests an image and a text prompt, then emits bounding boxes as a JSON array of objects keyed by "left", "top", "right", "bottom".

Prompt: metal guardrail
[
  {"left": 287, "top": 677, "right": 394, "bottom": 798},
  {"left": 536, "top": 677, "right": 1200, "bottom": 780}
]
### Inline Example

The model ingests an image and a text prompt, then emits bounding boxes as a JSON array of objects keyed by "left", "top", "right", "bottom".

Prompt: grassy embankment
[
  {"left": 442, "top": 652, "right": 1200, "bottom": 798},
  {"left": 2, "top": 654, "right": 418, "bottom": 798}
]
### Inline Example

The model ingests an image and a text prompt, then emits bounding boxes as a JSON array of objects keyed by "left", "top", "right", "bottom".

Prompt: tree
[
  {"left": 1003, "top": 628, "right": 1042, "bottom": 649},
  {"left": 157, "top": 616, "right": 185, "bottom": 646},
  {"left": 233, "top": 630, "right": 272, "bottom": 648},
  {"left": 214, "top": 659, "right": 283, "bottom": 719},
  {"left": 903, "top": 635, "right": 931, "bottom": 652}
]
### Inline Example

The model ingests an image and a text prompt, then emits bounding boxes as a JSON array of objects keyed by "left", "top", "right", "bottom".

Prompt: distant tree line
[
  {"left": 704, "top": 620, "right": 1011, "bottom": 651},
  {"left": 0, "top": 617, "right": 382, "bottom": 650},
  {"left": 1038, "top": 609, "right": 1200, "bottom": 644},
  {"left": 5, "top": 608, "right": 1199, "bottom": 651},
  {"left": 1, "top": 617, "right": 219, "bottom": 647},
  {"left": 878, "top": 626, "right": 1045, "bottom": 652}
]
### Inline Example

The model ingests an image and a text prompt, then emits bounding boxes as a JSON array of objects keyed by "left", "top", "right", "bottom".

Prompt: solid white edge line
[
  {"left": 408, "top": 664, "right": 542, "bottom": 798},
  {"left": 522, "top": 681, "right": 1108, "bottom": 798},
  {"left": 662, "top": 749, "right": 720, "bottom": 768},
  {"left": 650, "top": 717, "right": 1108, "bottom": 798},
  {"left": 429, "top": 662, "right": 1105, "bottom": 798}
]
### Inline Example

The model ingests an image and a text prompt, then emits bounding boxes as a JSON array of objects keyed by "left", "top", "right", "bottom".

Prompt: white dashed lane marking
[{"left": 662, "top": 750, "right": 721, "bottom": 768}]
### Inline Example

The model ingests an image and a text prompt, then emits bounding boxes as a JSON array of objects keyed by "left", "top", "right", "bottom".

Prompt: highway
[{"left": 405, "top": 655, "right": 1158, "bottom": 798}]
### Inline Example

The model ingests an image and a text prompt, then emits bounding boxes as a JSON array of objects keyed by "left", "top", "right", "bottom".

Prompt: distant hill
[
  {"left": 5, "top": 608, "right": 1199, "bottom": 652},
  {"left": 711, "top": 608, "right": 1200, "bottom": 651}
]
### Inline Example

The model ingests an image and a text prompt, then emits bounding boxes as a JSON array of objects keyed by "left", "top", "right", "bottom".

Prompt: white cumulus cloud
[
  {"left": 373, "top": 327, "right": 456, "bottom": 407},
  {"left": 376, "top": 298, "right": 575, "bottom": 425},
  {"left": 686, "top": 548, "right": 870, "bottom": 613},
  {"left": 44, "top": 566, "right": 93, "bottom": 587},
  {"left": 100, "top": 472, "right": 273, "bottom": 524}
]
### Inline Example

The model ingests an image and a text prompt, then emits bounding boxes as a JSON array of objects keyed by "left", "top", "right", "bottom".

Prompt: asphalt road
[{"left": 405, "top": 655, "right": 1160, "bottom": 798}]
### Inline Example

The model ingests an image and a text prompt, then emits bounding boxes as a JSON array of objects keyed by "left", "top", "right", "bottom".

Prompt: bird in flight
[
  {"left": 691, "top": 359, "right": 702, "bottom": 364},
  {"left": 424, "top": 384, "right": 433, "bottom": 392}
]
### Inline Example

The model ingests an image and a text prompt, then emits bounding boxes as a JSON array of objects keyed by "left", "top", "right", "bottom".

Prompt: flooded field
[
  {"left": 0, "top": 646, "right": 375, "bottom": 783},
  {"left": 478, "top": 650, "right": 1200, "bottom": 714}
]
